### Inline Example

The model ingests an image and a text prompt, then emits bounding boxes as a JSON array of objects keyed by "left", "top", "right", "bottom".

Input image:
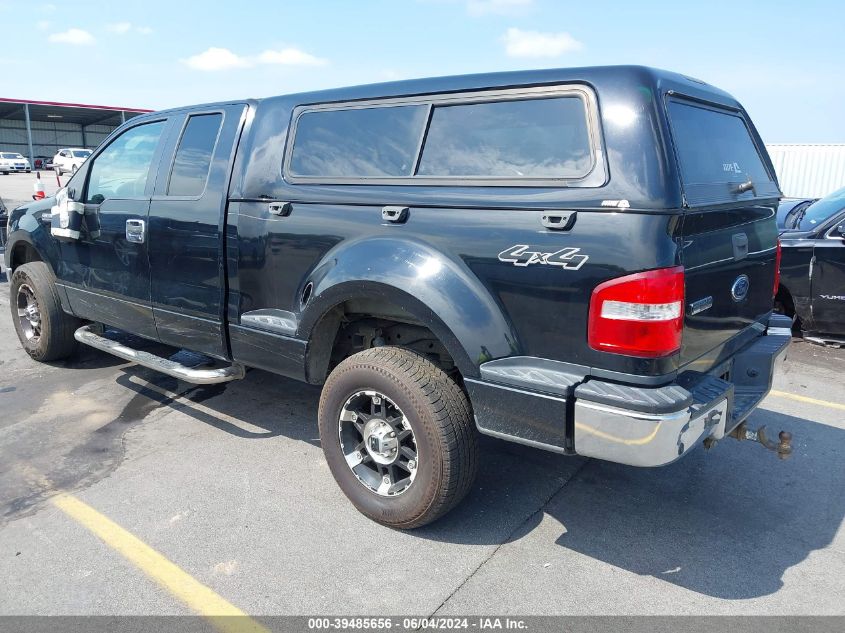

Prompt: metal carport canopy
[{"left": 0, "top": 98, "right": 153, "bottom": 165}]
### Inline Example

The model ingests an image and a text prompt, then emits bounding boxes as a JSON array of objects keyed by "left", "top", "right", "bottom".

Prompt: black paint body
[
  {"left": 779, "top": 209, "right": 845, "bottom": 338},
  {"left": 5, "top": 65, "right": 781, "bottom": 454}
]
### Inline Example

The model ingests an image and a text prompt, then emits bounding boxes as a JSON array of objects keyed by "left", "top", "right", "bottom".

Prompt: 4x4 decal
[{"left": 498, "top": 244, "right": 589, "bottom": 270}]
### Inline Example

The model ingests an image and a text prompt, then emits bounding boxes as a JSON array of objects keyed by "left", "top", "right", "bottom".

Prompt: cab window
[{"left": 85, "top": 121, "right": 165, "bottom": 203}]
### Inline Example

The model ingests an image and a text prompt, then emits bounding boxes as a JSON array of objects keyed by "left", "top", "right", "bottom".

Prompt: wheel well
[
  {"left": 775, "top": 284, "right": 796, "bottom": 318},
  {"left": 306, "top": 298, "right": 458, "bottom": 385},
  {"left": 9, "top": 242, "right": 42, "bottom": 272}
]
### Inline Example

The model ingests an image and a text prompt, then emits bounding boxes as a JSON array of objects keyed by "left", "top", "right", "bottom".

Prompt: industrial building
[
  {"left": 0, "top": 98, "right": 152, "bottom": 166},
  {"left": 766, "top": 144, "right": 845, "bottom": 198}
]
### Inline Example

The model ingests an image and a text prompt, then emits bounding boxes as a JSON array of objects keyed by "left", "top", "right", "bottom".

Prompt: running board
[{"left": 74, "top": 325, "right": 245, "bottom": 384}]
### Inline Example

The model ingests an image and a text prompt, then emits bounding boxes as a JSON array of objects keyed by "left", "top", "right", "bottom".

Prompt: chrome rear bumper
[{"left": 573, "top": 316, "right": 791, "bottom": 467}]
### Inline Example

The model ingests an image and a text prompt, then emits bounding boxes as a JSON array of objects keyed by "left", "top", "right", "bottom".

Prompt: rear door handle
[
  {"left": 382, "top": 206, "right": 409, "bottom": 224},
  {"left": 126, "top": 219, "right": 145, "bottom": 244}
]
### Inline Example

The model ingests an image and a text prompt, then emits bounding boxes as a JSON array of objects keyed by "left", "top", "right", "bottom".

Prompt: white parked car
[
  {"left": 0, "top": 152, "right": 31, "bottom": 174},
  {"left": 52, "top": 148, "right": 92, "bottom": 176}
]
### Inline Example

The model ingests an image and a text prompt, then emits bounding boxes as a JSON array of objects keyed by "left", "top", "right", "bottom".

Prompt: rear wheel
[
  {"left": 71, "top": 164, "right": 78, "bottom": 174},
  {"left": 318, "top": 347, "right": 478, "bottom": 529},
  {"left": 10, "top": 262, "right": 80, "bottom": 361}
]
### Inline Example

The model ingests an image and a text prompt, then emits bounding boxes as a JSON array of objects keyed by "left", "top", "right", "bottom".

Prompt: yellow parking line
[
  {"left": 769, "top": 389, "right": 845, "bottom": 411},
  {"left": 52, "top": 494, "right": 268, "bottom": 633}
]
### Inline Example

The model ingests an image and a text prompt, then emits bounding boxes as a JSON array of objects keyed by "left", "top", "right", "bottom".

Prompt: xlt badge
[
  {"left": 689, "top": 296, "right": 714, "bottom": 316},
  {"left": 498, "top": 244, "right": 589, "bottom": 270}
]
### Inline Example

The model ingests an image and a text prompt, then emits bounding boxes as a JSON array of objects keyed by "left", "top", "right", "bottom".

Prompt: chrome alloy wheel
[
  {"left": 16, "top": 283, "right": 42, "bottom": 342},
  {"left": 338, "top": 390, "right": 418, "bottom": 497}
]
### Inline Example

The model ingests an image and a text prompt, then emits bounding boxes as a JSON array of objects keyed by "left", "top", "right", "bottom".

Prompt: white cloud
[
  {"left": 182, "top": 47, "right": 251, "bottom": 71},
  {"left": 502, "top": 27, "right": 582, "bottom": 58},
  {"left": 36, "top": 20, "right": 51, "bottom": 30},
  {"left": 257, "top": 48, "right": 326, "bottom": 66},
  {"left": 106, "top": 21, "right": 132, "bottom": 34},
  {"left": 48, "top": 28, "right": 95, "bottom": 45},
  {"left": 182, "top": 46, "right": 327, "bottom": 71},
  {"left": 107, "top": 22, "right": 153, "bottom": 35},
  {"left": 467, "top": 0, "right": 532, "bottom": 16}
]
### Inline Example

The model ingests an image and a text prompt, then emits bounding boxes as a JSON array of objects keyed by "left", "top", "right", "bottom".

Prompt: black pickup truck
[{"left": 5, "top": 66, "right": 791, "bottom": 528}]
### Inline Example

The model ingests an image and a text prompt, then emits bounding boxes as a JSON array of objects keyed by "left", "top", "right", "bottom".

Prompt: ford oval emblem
[{"left": 731, "top": 274, "right": 750, "bottom": 302}]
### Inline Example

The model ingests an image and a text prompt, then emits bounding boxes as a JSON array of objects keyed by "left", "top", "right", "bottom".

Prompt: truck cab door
[
  {"left": 57, "top": 118, "right": 170, "bottom": 340},
  {"left": 810, "top": 211, "right": 845, "bottom": 335},
  {"left": 147, "top": 104, "right": 247, "bottom": 359}
]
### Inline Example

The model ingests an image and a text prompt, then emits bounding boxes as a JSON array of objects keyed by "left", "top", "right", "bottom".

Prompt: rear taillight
[
  {"left": 588, "top": 266, "right": 685, "bottom": 358},
  {"left": 773, "top": 238, "right": 782, "bottom": 296}
]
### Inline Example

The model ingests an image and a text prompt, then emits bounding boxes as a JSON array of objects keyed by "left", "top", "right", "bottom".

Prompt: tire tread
[{"left": 319, "top": 346, "right": 478, "bottom": 528}]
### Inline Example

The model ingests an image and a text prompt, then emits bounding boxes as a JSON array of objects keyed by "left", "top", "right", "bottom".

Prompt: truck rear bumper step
[
  {"left": 74, "top": 325, "right": 245, "bottom": 384},
  {"left": 572, "top": 317, "right": 791, "bottom": 467}
]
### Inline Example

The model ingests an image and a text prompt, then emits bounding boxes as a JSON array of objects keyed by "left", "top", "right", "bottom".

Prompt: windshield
[
  {"left": 72, "top": 150, "right": 92, "bottom": 158},
  {"left": 1, "top": 153, "right": 23, "bottom": 159},
  {"left": 795, "top": 186, "right": 845, "bottom": 231}
]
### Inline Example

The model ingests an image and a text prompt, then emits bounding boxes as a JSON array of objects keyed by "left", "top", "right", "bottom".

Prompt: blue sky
[{"left": 2, "top": 0, "right": 843, "bottom": 142}]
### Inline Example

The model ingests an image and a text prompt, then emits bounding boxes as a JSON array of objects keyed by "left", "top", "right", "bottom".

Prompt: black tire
[
  {"left": 318, "top": 347, "right": 478, "bottom": 529},
  {"left": 10, "top": 262, "right": 80, "bottom": 361}
]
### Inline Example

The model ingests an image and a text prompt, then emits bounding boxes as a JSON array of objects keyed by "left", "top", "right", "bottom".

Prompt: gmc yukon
[{"left": 5, "top": 66, "right": 791, "bottom": 528}]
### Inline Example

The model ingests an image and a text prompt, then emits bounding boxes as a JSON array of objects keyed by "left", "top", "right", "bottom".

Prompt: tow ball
[{"left": 728, "top": 422, "right": 793, "bottom": 459}]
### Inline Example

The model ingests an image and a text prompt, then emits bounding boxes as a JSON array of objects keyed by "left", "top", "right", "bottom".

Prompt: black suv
[{"left": 5, "top": 66, "right": 789, "bottom": 527}]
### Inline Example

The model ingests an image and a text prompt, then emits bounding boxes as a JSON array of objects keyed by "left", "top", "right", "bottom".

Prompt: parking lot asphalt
[
  {"left": 1, "top": 171, "right": 64, "bottom": 210},
  {"left": 0, "top": 269, "right": 843, "bottom": 617}
]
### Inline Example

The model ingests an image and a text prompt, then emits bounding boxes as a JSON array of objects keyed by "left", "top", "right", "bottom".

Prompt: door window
[
  {"left": 167, "top": 113, "right": 223, "bottom": 196},
  {"left": 85, "top": 121, "right": 165, "bottom": 203}
]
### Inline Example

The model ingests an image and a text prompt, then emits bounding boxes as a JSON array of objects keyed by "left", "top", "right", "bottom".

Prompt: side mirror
[{"left": 835, "top": 225, "right": 845, "bottom": 239}]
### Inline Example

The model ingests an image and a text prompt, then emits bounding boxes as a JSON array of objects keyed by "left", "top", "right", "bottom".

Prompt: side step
[{"left": 74, "top": 325, "right": 245, "bottom": 384}]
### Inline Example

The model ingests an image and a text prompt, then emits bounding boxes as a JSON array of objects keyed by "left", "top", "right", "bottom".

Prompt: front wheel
[
  {"left": 318, "top": 347, "right": 478, "bottom": 529},
  {"left": 71, "top": 164, "right": 78, "bottom": 174},
  {"left": 10, "top": 262, "right": 80, "bottom": 361}
]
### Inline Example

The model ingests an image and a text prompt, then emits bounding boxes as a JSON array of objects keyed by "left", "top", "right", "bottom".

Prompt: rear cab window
[
  {"left": 285, "top": 86, "right": 605, "bottom": 187},
  {"left": 667, "top": 98, "right": 779, "bottom": 205}
]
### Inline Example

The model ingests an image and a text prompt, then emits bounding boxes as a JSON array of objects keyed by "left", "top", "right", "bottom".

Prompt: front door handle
[{"left": 126, "top": 219, "right": 145, "bottom": 244}]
